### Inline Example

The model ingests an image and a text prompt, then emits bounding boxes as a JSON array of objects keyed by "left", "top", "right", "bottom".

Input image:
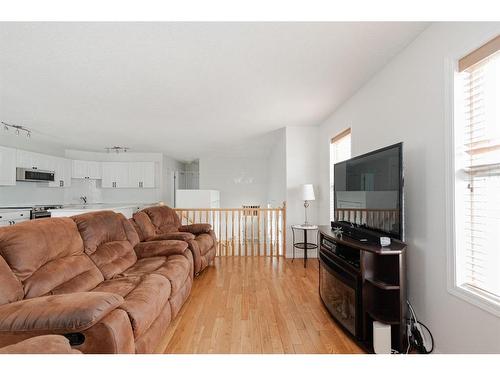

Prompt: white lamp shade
[{"left": 301, "top": 184, "right": 315, "bottom": 201}]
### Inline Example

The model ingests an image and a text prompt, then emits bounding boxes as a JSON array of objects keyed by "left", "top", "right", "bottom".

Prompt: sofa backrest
[
  {"left": 0, "top": 255, "right": 24, "bottom": 306},
  {"left": 72, "top": 211, "right": 140, "bottom": 279},
  {"left": 0, "top": 218, "right": 104, "bottom": 300},
  {"left": 140, "top": 206, "right": 180, "bottom": 235},
  {"left": 130, "top": 211, "right": 156, "bottom": 241}
]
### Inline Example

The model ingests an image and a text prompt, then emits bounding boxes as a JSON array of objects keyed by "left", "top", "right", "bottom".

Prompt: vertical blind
[
  {"left": 458, "top": 36, "right": 500, "bottom": 299},
  {"left": 330, "top": 129, "right": 351, "bottom": 221}
]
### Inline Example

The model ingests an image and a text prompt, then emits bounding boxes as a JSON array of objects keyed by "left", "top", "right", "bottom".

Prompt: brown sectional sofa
[
  {"left": 131, "top": 206, "right": 217, "bottom": 275},
  {"left": 0, "top": 208, "right": 211, "bottom": 354},
  {"left": 0, "top": 335, "right": 80, "bottom": 354}
]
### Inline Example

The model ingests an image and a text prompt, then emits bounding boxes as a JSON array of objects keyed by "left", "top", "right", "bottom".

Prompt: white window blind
[
  {"left": 457, "top": 39, "right": 500, "bottom": 301},
  {"left": 330, "top": 129, "right": 351, "bottom": 221}
]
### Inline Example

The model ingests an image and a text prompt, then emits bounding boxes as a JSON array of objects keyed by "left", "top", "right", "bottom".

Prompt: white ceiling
[{"left": 0, "top": 22, "right": 428, "bottom": 161}]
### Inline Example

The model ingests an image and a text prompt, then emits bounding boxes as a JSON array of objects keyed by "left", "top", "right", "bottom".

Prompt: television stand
[{"left": 318, "top": 226, "right": 407, "bottom": 353}]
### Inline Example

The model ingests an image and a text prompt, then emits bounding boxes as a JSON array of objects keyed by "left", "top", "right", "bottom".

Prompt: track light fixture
[
  {"left": 105, "top": 146, "right": 130, "bottom": 154},
  {"left": 1, "top": 121, "right": 32, "bottom": 138}
]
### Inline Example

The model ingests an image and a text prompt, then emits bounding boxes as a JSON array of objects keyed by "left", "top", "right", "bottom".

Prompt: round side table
[{"left": 291, "top": 224, "right": 319, "bottom": 268}]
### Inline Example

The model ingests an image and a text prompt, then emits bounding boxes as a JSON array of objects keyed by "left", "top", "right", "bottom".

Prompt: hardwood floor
[{"left": 156, "top": 256, "right": 364, "bottom": 354}]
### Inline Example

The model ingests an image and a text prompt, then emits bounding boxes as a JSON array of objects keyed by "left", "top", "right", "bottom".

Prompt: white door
[{"left": 0, "top": 146, "right": 16, "bottom": 186}]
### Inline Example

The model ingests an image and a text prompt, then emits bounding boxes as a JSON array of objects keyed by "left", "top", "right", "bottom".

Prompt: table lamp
[{"left": 301, "top": 184, "right": 315, "bottom": 226}]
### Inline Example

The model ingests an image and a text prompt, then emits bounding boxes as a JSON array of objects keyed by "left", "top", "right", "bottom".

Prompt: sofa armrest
[
  {"left": 0, "top": 335, "right": 81, "bottom": 354},
  {"left": 0, "top": 292, "right": 123, "bottom": 334},
  {"left": 179, "top": 223, "right": 212, "bottom": 234},
  {"left": 149, "top": 232, "right": 195, "bottom": 242},
  {"left": 134, "top": 240, "right": 188, "bottom": 259}
]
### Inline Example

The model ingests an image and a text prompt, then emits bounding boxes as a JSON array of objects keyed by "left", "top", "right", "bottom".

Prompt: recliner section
[
  {"left": 0, "top": 208, "right": 214, "bottom": 354},
  {"left": 131, "top": 206, "right": 217, "bottom": 275}
]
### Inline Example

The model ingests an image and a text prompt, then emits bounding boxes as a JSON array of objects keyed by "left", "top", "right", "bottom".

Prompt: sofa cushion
[
  {"left": 0, "top": 256, "right": 23, "bottom": 305},
  {"left": 73, "top": 211, "right": 127, "bottom": 254},
  {"left": 89, "top": 240, "right": 137, "bottom": 280},
  {"left": 72, "top": 211, "right": 139, "bottom": 280},
  {"left": 120, "top": 255, "right": 191, "bottom": 295},
  {"left": 23, "top": 254, "right": 104, "bottom": 299},
  {"left": 141, "top": 206, "right": 180, "bottom": 235},
  {"left": 0, "top": 218, "right": 104, "bottom": 298},
  {"left": 131, "top": 211, "right": 157, "bottom": 241},
  {"left": 93, "top": 274, "right": 171, "bottom": 338}
]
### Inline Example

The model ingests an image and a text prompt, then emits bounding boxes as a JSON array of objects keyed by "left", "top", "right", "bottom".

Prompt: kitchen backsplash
[{"left": 0, "top": 178, "right": 162, "bottom": 207}]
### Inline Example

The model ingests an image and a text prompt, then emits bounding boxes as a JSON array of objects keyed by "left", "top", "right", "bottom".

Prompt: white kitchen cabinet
[
  {"left": 101, "top": 162, "right": 129, "bottom": 188},
  {"left": 0, "top": 209, "right": 31, "bottom": 227},
  {"left": 102, "top": 161, "right": 155, "bottom": 189},
  {"left": 128, "top": 162, "right": 155, "bottom": 188},
  {"left": 49, "top": 157, "right": 72, "bottom": 188},
  {"left": 16, "top": 150, "right": 52, "bottom": 170},
  {"left": 72, "top": 160, "right": 101, "bottom": 179},
  {"left": 0, "top": 146, "right": 16, "bottom": 186}
]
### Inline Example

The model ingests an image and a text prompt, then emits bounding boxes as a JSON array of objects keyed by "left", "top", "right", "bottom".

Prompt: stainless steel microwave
[{"left": 16, "top": 168, "right": 55, "bottom": 182}]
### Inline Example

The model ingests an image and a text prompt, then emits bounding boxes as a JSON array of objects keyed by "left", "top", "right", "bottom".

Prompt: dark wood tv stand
[{"left": 318, "top": 226, "right": 407, "bottom": 353}]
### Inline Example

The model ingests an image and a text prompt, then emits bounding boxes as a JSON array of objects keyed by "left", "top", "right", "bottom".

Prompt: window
[
  {"left": 452, "top": 35, "right": 500, "bottom": 313},
  {"left": 330, "top": 128, "right": 351, "bottom": 221}
]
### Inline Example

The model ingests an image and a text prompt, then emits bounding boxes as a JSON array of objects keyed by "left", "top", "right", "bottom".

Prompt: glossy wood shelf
[
  {"left": 366, "top": 309, "right": 400, "bottom": 325},
  {"left": 365, "top": 277, "right": 400, "bottom": 290},
  {"left": 318, "top": 225, "right": 406, "bottom": 255}
]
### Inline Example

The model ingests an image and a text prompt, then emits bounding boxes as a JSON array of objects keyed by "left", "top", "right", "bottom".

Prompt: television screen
[{"left": 334, "top": 143, "right": 403, "bottom": 239}]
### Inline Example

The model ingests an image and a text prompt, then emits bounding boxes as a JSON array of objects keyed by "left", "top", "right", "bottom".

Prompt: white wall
[
  {"left": 267, "top": 128, "right": 286, "bottom": 208},
  {"left": 317, "top": 22, "right": 500, "bottom": 353},
  {"left": 199, "top": 155, "right": 269, "bottom": 208},
  {"left": 285, "top": 126, "right": 319, "bottom": 258}
]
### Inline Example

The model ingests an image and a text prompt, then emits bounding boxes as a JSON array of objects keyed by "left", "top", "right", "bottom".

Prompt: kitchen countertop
[{"left": 48, "top": 203, "right": 157, "bottom": 213}]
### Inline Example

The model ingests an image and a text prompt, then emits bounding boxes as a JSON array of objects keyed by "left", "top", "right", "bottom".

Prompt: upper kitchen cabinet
[
  {"left": 102, "top": 161, "right": 155, "bottom": 188},
  {"left": 0, "top": 146, "right": 16, "bottom": 186},
  {"left": 128, "top": 162, "right": 155, "bottom": 188},
  {"left": 101, "top": 162, "right": 129, "bottom": 188},
  {"left": 16, "top": 149, "right": 52, "bottom": 170},
  {"left": 72, "top": 160, "right": 101, "bottom": 179},
  {"left": 48, "top": 157, "right": 72, "bottom": 188}
]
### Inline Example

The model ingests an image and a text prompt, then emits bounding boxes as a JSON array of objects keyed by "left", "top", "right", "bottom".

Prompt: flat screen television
[{"left": 333, "top": 142, "right": 403, "bottom": 240}]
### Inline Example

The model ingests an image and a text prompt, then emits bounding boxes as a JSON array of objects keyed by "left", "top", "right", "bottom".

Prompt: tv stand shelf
[
  {"left": 319, "top": 226, "right": 407, "bottom": 353},
  {"left": 365, "top": 277, "right": 400, "bottom": 290}
]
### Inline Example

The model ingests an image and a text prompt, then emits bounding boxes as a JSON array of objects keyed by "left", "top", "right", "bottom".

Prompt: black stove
[{"left": 31, "top": 205, "right": 63, "bottom": 219}]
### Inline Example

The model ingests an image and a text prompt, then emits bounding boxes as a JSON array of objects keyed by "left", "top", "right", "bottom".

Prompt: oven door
[
  {"left": 31, "top": 211, "right": 51, "bottom": 219},
  {"left": 319, "top": 252, "right": 361, "bottom": 337}
]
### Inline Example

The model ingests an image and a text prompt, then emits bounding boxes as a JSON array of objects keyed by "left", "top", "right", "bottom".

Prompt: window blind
[
  {"left": 459, "top": 41, "right": 500, "bottom": 299},
  {"left": 330, "top": 129, "right": 351, "bottom": 221}
]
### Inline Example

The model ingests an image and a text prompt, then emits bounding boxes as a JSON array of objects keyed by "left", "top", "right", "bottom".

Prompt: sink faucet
[{"left": 80, "top": 196, "right": 87, "bottom": 205}]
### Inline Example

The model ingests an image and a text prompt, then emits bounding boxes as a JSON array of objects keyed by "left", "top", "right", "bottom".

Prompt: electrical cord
[{"left": 405, "top": 301, "right": 434, "bottom": 354}]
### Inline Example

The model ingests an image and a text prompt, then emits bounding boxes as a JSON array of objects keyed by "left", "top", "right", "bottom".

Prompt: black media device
[{"left": 332, "top": 142, "right": 404, "bottom": 242}]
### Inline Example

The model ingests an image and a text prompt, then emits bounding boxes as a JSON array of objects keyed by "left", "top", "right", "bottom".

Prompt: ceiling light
[
  {"left": 1, "top": 121, "right": 32, "bottom": 138},
  {"left": 105, "top": 146, "right": 130, "bottom": 154}
]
